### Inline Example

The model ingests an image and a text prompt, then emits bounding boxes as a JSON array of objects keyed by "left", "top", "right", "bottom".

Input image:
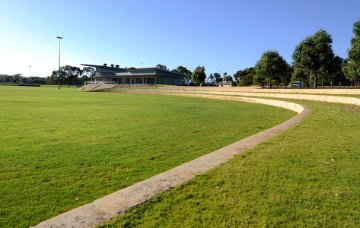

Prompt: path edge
[{"left": 34, "top": 95, "right": 308, "bottom": 228}]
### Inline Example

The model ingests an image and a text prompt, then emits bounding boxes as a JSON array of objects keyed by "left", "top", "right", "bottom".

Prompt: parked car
[{"left": 289, "top": 81, "right": 304, "bottom": 88}]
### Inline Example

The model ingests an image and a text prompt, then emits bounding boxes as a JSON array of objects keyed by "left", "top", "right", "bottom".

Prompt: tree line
[
  {"left": 2, "top": 20, "right": 358, "bottom": 88},
  {"left": 46, "top": 65, "right": 95, "bottom": 86},
  {"left": 0, "top": 66, "right": 95, "bottom": 86},
  {"left": 0, "top": 74, "right": 47, "bottom": 85},
  {"left": 187, "top": 20, "right": 360, "bottom": 88}
]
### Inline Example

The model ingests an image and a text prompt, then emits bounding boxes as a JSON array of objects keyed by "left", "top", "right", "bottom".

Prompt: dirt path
[{"left": 35, "top": 94, "right": 308, "bottom": 228}]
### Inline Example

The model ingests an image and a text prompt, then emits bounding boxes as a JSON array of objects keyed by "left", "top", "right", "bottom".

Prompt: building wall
[{"left": 95, "top": 76, "right": 183, "bottom": 85}]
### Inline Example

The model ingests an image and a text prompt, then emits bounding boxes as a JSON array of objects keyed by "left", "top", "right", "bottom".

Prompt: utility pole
[{"left": 57, "top": 36, "right": 63, "bottom": 89}]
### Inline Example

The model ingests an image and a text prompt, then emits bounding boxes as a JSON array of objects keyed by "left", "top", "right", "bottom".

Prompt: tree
[
  {"left": 46, "top": 71, "right": 57, "bottom": 85},
  {"left": 12, "top": 74, "right": 23, "bottom": 83},
  {"left": 234, "top": 68, "right": 253, "bottom": 86},
  {"left": 49, "top": 69, "right": 63, "bottom": 85},
  {"left": 253, "top": 72, "right": 265, "bottom": 86},
  {"left": 255, "top": 50, "right": 288, "bottom": 88},
  {"left": 205, "top": 72, "right": 222, "bottom": 86},
  {"left": 206, "top": 73, "right": 216, "bottom": 86},
  {"left": 172, "top": 66, "right": 192, "bottom": 83},
  {"left": 327, "top": 56, "right": 345, "bottom": 87},
  {"left": 291, "top": 67, "right": 309, "bottom": 86},
  {"left": 342, "top": 61, "right": 359, "bottom": 86},
  {"left": 280, "top": 65, "right": 292, "bottom": 86},
  {"left": 0, "top": 74, "right": 23, "bottom": 84},
  {"left": 343, "top": 20, "right": 360, "bottom": 86},
  {"left": 156, "top": 64, "right": 168, "bottom": 70},
  {"left": 224, "top": 74, "right": 233, "bottom": 83},
  {"left": 51, "top": 65, "right": 82, "bottom": 86},
  {"left": 191, "top": 66, "right": 206, "bottom": 85},
  {"left": 173, "top": 66, "right": 191, "bottom": 75},
  {"left": 213, "top": 72, "right": 222, "bottom": 84},
  {"left": 292, "top": 29, "right": 334, "bottom": 88},
  {"left": 348, "top": 20, "right": 360, "bottom": 67},
  {"left": 82, "top": 66, "right": 95, "bottom": 81},
  {"left": 222, "top": 72, "right": 233, "bottom": 85},
  {"left": 23, "top": 77, "right": 46, "bottom": 84},
  {"left": 62, "top": 65, "right": 82, "bottom": 86}
]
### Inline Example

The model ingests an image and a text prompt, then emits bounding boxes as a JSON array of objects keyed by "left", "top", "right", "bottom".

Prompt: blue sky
[{"left": 0, "top": 0, "right": 359, "bottom": 77}]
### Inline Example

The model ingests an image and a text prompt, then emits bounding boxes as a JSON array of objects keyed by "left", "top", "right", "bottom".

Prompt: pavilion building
[{"left": 82, "top": 64, "right": 187, "bottom": 86}]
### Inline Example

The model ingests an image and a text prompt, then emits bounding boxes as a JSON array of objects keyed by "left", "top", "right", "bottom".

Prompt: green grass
[
  {"left": 103, "top": 100, "right": 360, "bottom": 227},
  {"left": 0, "top": 86, "right": 293, "bottom": 227}
]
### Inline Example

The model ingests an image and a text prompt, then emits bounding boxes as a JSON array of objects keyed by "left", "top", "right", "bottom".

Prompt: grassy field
[
  {"left": 103, "top": 100, "right": 360, "bottom": 227},
  {"left": 0, "top": 86, "right": 293, "bottom": 227}
]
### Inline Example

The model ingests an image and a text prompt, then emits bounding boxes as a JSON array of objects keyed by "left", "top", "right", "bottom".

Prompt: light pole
[
  {"left": 57, "top": 36, "right": 63, "bottom": 89},
  {"left": 28, "top": 65, "right": 32, "bottom": 77}
]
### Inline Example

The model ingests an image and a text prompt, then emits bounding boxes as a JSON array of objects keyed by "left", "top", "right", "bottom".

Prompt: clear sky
[{"left": 0, "top": 0, "right": 359, "bottom": 77}]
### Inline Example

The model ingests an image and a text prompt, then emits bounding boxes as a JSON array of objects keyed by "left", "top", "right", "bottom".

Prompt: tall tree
[
  {"left": 342, "top": 61, "right": 359, "bottom": 86},
  {"left": 280, "top": 65, "right": 292, "bottom": 86},
  {"left": 241, "top": 68, "right": 256, "bottom": 86},
  {"left": 51, "top": 65, "right": 82, "bottom": 86},
  {"left": 172, "top": 66, "right": 192, "bottom": 83},
  {"left": 191, "top": 66, "right": 206, "bottom": 85},
  {"left": 348, "top": 20, "right": 360, "bottom": 67},
  {"left": 46, "top": 71, "right": 57, "bottom": 85},
  {"left": 62, "top": 65, "right": 82, "bottom": 86},
  {"left": 343, "top": 20, "right": 360, "bottom": 86},
  {"left": 292, "top": 29, "right": 334, "bottom": 88},
  {"left": 255, "top": 50, "right": 288, "bottom": 88},
  {"left": 156, "top": 64, "right": 168, "bottom": 70},
  {"left": 224, "top": 74, "right": 233, "bottom": 83},
  {"left": 234, "top": 67, "right": 255, "bottom": 86},
  {"left": 327, "top": 56, "right": 345, "bottom": 87},
  {"left": 253, "top": 72, "right": 265, "bottom": 86},
  {"left": 206, "top": 73, "right": 216, "bottom": 86},
  {"left": 82, "top": 66, "right": 95, "bottom": 81},
  {"left": 291, "top": 67, "right": 309, "bottom": 86},
  {"left": 213, "top": 72, "right": 222, "bottom": 84},
  {"left": 173, "top": 66, "right": 192, "bottom": 75},
  {"left": 12, "top": 74, "right": 23, "bottom": 83}
]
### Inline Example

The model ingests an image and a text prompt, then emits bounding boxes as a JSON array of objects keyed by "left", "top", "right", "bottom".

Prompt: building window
[
  {"left": 147, "top": 78, "right": 154, "bottom": 84},
  {"left": 136, "top": 78, "right": 142, "bottom": 84}
]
